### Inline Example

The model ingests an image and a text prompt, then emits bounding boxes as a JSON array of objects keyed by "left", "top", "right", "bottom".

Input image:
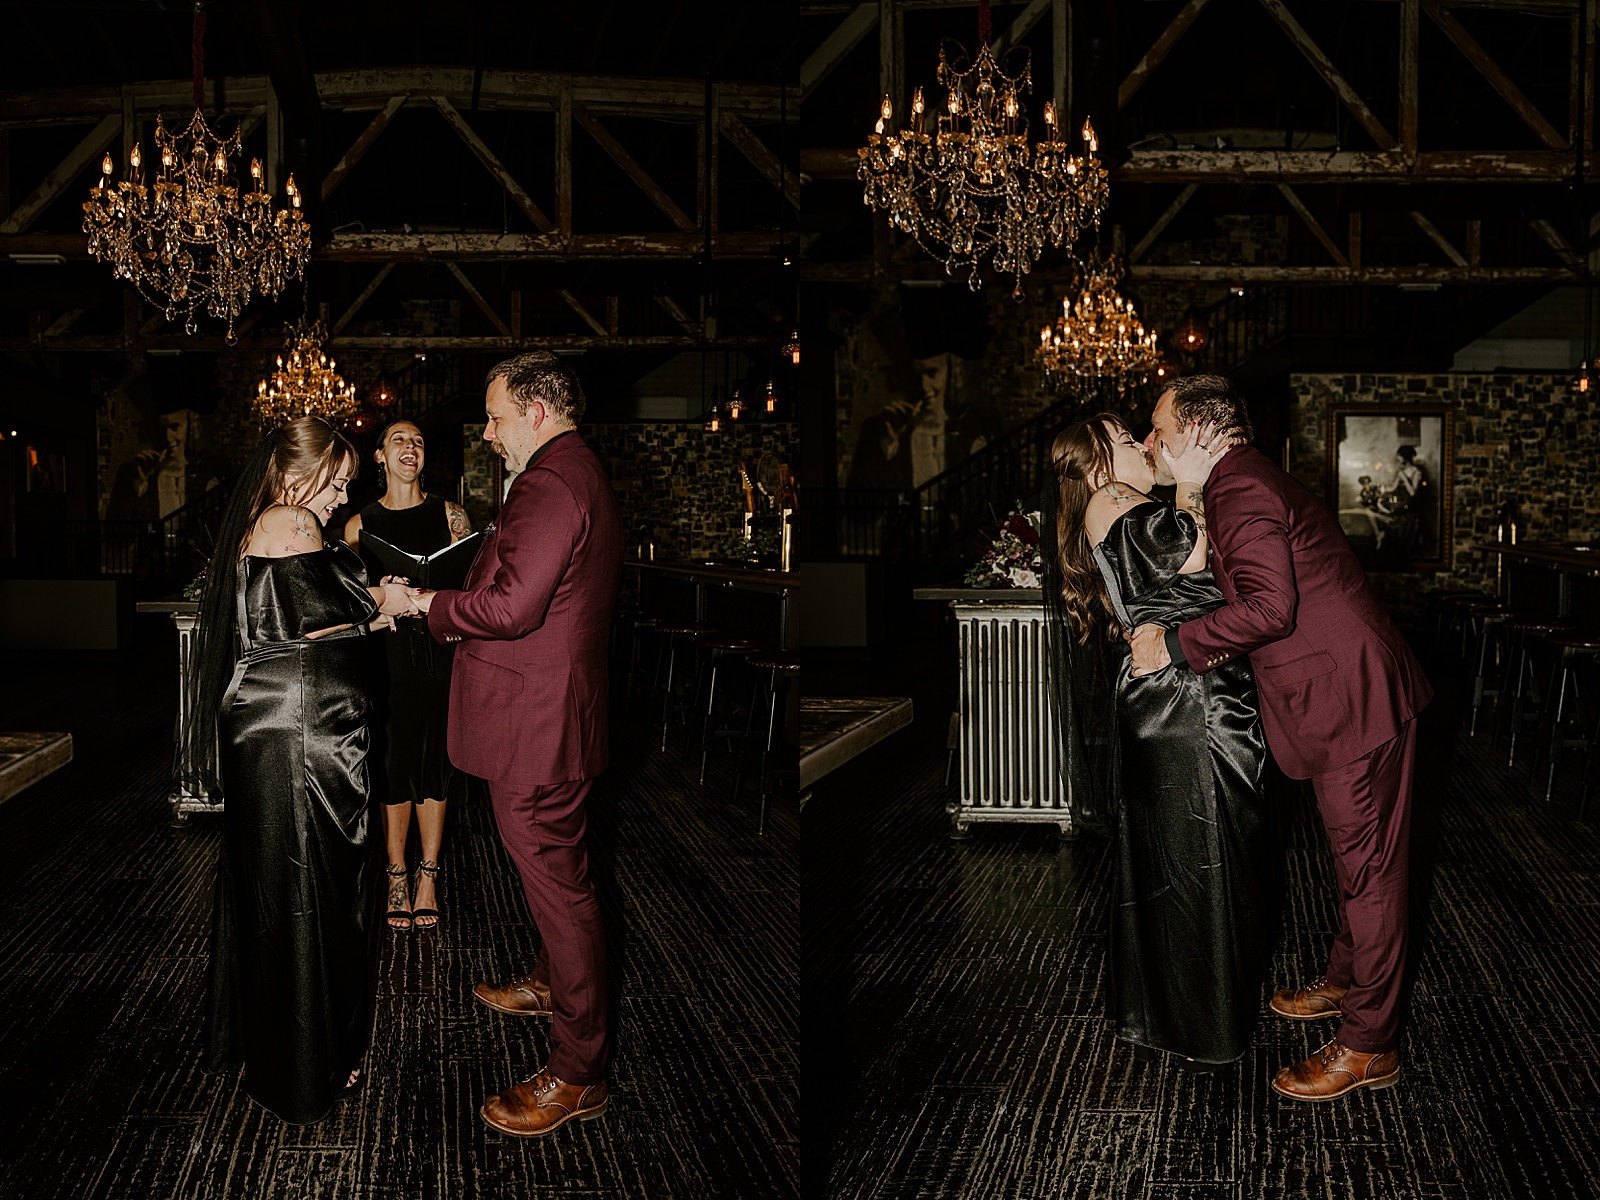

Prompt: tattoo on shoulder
[
  {"left": 292, "top": 507, "right": 316, "bottom": 539},
  {"left": 1107, "top": 484, "right": 1141, "bottom": 504}
]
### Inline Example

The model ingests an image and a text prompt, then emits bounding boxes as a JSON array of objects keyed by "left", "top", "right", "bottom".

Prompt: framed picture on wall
[{"left": 1327, "top": 405, "right": 1454, "bottom": 572}]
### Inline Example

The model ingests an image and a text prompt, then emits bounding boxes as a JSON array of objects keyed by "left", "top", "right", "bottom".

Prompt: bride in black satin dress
[
  {"left": 187, "top": 417, "right": 420, "bottom": 1124},
  {"left": 1044, "top": 413, "right": 1273, "bottom": 1068}
]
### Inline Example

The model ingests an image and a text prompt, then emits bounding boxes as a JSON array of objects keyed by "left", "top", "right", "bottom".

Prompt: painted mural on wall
[
  {"left": 1289, "top": 372, "right": 1599, "bottom": 620},
  {"left": 833, "top": 284, "right": 1005, "bottom": 491},
  {"left": 98, "top": 357, "right": 227, "bottom": 523}
]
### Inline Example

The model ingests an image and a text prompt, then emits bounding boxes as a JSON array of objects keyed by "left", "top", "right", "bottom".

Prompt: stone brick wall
[
  {"left": 1288, "top": 372, "right": 1599, "bottom": 619},
  {"left": 584, "top": 421, "right": 799, "bottom": 560}
]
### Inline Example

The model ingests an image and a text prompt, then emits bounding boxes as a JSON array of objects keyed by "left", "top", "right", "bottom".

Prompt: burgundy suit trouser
[
  {"left": 1310, "top": 718, "right": 1417, "bottom": 1055},
  {"left": 487, "top": 777, "right": 610, "bottom": 1085}
]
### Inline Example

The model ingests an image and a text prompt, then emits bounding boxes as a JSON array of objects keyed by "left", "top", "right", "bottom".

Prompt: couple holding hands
[
  {"left": 187, "top": 352, "right": 622, "bottom": 1132},
  {"left": 1045, "top": 373, "right": 1430, "bottom": 1101}
]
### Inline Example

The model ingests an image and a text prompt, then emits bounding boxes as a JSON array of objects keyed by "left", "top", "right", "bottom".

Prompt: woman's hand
[
  {"left": 377, "top": 581, "right": 422, "bottom": 617},
  {"left": 368, "top": 614, "right": 397, "bottom": 634},
  {"left": 410, "top": 589, "right": 435, "bottom": 616},
  {"left": 380, "top": 574, "right": 411, "bottom": 587},
  {"left": 1160, "top": 419, "right": 1230, "bottom": 486}
]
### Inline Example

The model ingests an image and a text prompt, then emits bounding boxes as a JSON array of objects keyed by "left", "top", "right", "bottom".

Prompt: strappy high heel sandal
[
  {"left": 385, "top": 863, "right": 412, "bottom": 932},
  {"left": 412, "top": 860, "right": 441, "bottom": 930}
]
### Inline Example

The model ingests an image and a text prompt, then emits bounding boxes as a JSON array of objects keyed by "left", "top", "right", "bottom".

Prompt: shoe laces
[
  {"left": 1318, "top": 1039, "right": 1346, "bottom": 1066},
  {"left": 522, "top": 1067, "right": 560, "bottom": 1097}
]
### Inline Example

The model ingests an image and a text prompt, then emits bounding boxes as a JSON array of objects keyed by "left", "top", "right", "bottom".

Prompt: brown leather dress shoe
[
  {"left": 480, "top": 1068, "right": 609, "bottom": 1137},
  {"left": 1269, "top": 976, "right": 1347, "bottom": 1021},
  {"left": 473, "top": 971, "right": 552, "bottom": 1018},
  {"left": 1271, "top": 1039, "right": 1400, "bottom": 1102}
]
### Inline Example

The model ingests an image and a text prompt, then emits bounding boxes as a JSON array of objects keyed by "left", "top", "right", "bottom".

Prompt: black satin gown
[
  {"left": 204, "top": 543, "right": 383, "bottom": 1124},
  {"left": 1092, "top": 503, "right": 1273, "bottom": 1066}
]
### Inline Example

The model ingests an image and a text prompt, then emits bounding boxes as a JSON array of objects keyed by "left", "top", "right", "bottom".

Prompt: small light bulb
[
  {"left": 875, "top": 118, "right": 885, "bottom": 135},
  {"left": 1005, "top": 92, "right": 1018, "bottom": 118},
  {"left": 913, "top": 87, "right": 925, "bottom": 114},
  {"left": 1083, "top": 118, "right": 1098, "bottom": 152},
  {"left": 1044, "top": 101, "right": 1056, "bottom": 127},
  {"left": 950, "top": 89, "right": 962, "bottom": 115},
  {"left": 215, "top": 148, "right": 227, "bottom": 172},
  {"left": 251, "top": 158, "right": 262, "bottom": 180},
  {"left": 881, "top": 95, "right": 893, "bottom": 121}
]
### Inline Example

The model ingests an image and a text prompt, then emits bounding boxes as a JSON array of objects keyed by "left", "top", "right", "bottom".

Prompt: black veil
[
  {"left": 181, "top": 429, "right": 278, "bottom": 798},
  {"left": 1038, "top": 464, "right": 1123, "bottom": 840}
]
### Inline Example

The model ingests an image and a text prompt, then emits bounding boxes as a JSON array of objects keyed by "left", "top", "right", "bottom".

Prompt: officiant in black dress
[{"left": 345, "top": 420, "right": 476, "bottom": 932}]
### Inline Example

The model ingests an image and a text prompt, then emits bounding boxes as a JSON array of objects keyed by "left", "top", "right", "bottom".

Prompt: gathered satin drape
[
  {"left": 1093, "top": 505, "right": 1274, "bottom": 1065},
  {"left": 204, "top": 544, "right": 382, "bottom": 1124}
]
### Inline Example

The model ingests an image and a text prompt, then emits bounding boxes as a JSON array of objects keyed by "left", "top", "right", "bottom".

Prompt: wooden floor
[
  {"left": 804, "top": 640, "right": 1600, "bottom": 1200},
  {"left": 0, "top": 630, "right": 797, "bottom": 1200}
]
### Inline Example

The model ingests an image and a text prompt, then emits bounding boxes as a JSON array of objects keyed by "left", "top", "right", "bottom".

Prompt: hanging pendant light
[{"left": 1173, "top": 308, "right": 1210, "bottom": 354}]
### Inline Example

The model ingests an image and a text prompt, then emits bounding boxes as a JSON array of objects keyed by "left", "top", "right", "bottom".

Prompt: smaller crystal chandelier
[
  {"left": 857, "top": 0, "right": 1109, "bottom": 297},
  {"left": 1036, "top": 254, "right": 1161, "bottom": 392},
  {"left": 253, "top": 320, "right": 359, "bottom": 428},
  {"left": 81, "top": 4, "right": 310, "bottom": 338}
]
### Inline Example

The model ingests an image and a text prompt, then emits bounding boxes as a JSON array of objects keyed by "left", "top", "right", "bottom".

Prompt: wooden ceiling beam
[
  {"left": 322, "top": 95, "right": 405, "bottom": 201},
  {"left": 801, "top": 4, "right": 877, "bottom": 103},
  {"left": 1421, "top": 0, "right": 1568, "bottom": 150},
  {"left": 0, "top": 113, "right": 119, "bottom": 235},
  {"left": 1130, "top": 183, "right": 1199, "bottom": 263},
  {"left": 1279, "top": 184, "right": 1351, "bottom": 266},
  {"left": 1119, "top": 0, "right": 1214, "bottom": 112},
  {"left": 0, "top": 230, "right": 782, "bottom": 261},
  {"left": 574, "top": 103, "right": 696, "bottom": 232},
  {"left": 1258, "top": 0, "right": 1398, "bottom": 149},
  {"left": 430, "top": 95, "right": 557, "bottom": 235},
  {"left": 1408, "top": 210, "right": 1469, "bottom": 266},
  {"left": 0, "top": 333, "right": 780, "bottom": 353},
  {"left": 0, "top": 70, "right": 791, "bottom": 125},
  {"left": 721, "top": 113, "right": 801, "bottom": 211}
]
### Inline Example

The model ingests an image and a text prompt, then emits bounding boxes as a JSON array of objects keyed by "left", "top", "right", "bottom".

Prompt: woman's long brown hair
[
  {"left": 236, "top": 416, "right": 357, "bottom": 558},
  {"left": 1050, "top": 413, "right": 1128, "bottom": 644}
]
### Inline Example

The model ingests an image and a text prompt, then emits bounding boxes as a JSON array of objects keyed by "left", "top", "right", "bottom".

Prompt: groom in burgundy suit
[
  {"left": 412, "top": 352, "right": 622, "bottom": 1136},
  {"left": 1128, "top": 374, "right": 1432, "bottom": 1102}
]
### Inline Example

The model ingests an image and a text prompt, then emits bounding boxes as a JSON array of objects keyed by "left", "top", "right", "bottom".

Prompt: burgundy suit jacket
[
  {"left": 427, "top": 432, "right": 623, "bottom": 787},
  {"left": 1174, "top": 446, "right": 1432, "bottom": 779}
]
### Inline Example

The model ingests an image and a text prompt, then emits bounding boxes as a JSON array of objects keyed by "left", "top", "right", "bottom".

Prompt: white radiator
[{"left": 949, "top": 600, "right": 1072, "bottom": 837}]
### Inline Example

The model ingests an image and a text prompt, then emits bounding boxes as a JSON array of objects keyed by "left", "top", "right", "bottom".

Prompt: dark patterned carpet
[
  {"left": 803, "top": 639, "right": 1600, "bottom": 1199},
  {"left": 0, "top": 627, "right": 797, "bottom": 1200}
]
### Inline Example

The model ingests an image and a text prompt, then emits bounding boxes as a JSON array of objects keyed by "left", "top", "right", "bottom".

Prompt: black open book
[{"left": 358, "top": 530, "right": 483, "bottom": 590}]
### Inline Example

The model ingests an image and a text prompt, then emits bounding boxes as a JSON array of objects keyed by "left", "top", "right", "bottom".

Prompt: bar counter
[
  {"left": 1476, "top": 541, "right": 1600, "bottom": 617},
  {"left": 625, "top": 558, "right": 799, "bottom": 651}
]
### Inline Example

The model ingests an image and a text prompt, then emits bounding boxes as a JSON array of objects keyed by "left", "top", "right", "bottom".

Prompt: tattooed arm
[
  {"left": 1159, "top": 420, "right": 1229, "bottom": 576},
  {"left": 247, "top": 504, "right": 326, "bottom": 558},
  {"left": 444, "top": 500, "right": 474, "bottom": 543}
]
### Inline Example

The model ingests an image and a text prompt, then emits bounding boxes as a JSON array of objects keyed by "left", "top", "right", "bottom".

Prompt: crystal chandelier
[
  {"left": 857, "top": 0, "right": 1108, "bottom": 297},
  {"left": 1036, "top": 254, "right": 1162, "bottom": 392},
  {"left": 252, "top": 321, "right": 359, "bottom": 428},
  {"left": 81, "top": 5, "right": 310, "bottom": 338}
]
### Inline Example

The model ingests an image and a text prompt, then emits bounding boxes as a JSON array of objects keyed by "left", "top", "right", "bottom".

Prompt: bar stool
[
  {"left": 619, "top": 613, "right": 664, "bottom": 722},
  {"left": 1536, "top": 632, "right": 1600, "bottom": 804},
  {"left": 652, "top": 622, "right": 713, "bottom": 751},
  {"left": 735, "top": 653, "right": 800, "bottom": 835},
  {"left": 1451, "top": 596, "right": 1505, "bottom": 662},
  {"left": 1428, "top": 590, "right": 1494, "bottom": 653},
  {"left": 1494, "top": 617, "right": 1575, "bottom": 764},
  {"left": 691, "top": 632, "right": 768, "bottom": 783},
  {"left": 1462, "top": 602, "right": 1512, "bottom": 736}
]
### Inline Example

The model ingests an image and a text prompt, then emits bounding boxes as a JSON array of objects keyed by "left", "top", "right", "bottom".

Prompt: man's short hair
[
  {"left": 1163, "top": 374, "right": 1253, "bottom": 442},
  {"left": 485, "top": 352, "right": 586, "bottom": 425}
]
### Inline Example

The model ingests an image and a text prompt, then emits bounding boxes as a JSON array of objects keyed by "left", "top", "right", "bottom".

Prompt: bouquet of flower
[
  {"left": 182, "top": 562, "right": 208, "bottom": 602},
  {"left": 963, "top": 506, "right": 1045, "bottom": 589}
]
